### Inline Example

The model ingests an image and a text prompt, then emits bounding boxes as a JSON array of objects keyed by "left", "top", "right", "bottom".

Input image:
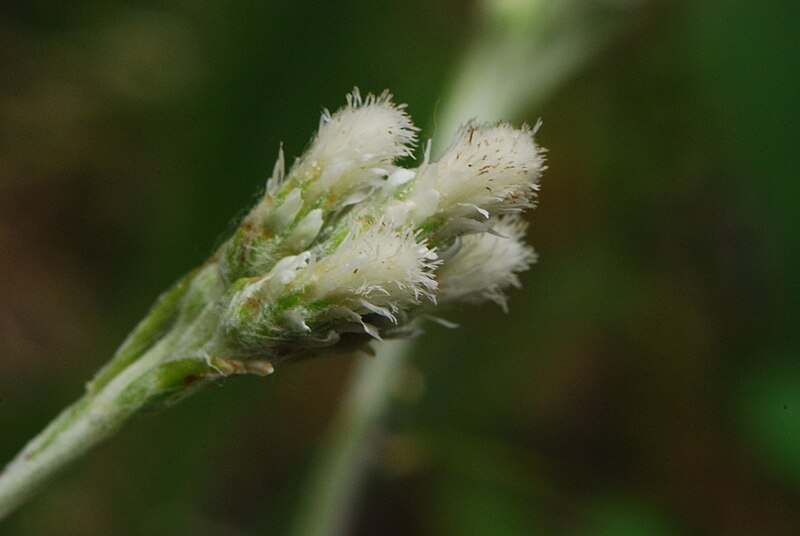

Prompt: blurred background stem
[
  {"left": 290, "top": 2, "right": 644, "bottom": 535},
  {"left": 292, "top": 338, "right": 415, "bottom": 536}
]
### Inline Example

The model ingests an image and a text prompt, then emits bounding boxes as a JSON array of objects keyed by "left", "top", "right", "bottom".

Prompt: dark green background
[{"left": 2, "top": 1, "right": 799, "bottom": 534}]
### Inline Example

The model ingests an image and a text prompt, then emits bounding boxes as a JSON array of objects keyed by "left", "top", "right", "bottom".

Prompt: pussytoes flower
[
  {"left": 0, "top": 89, "right": 546, "bottom": 520},
  {"left": 219, "top": 89, "right": 545, "bottom": 364}
]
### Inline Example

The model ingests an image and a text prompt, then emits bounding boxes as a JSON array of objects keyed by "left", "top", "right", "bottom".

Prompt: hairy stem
[
  {"left": 0, "top": 339, "right": 171, "bottom": 519},
  {"left": 0, "top": 273, "right": 223, "bottom": 522}
]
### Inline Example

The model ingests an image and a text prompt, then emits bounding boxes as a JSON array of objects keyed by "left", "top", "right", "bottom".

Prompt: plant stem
[
  {"left": 0, "top": 285, "right": 225, "bottom": 522},
  {"left": 0, "top": 341, "right": 168, "bottom": 520}
]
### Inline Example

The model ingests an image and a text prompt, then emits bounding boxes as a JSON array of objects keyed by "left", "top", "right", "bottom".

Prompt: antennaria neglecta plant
[{"left": 0, "top": 88, "right": 544, "bottom": 521}]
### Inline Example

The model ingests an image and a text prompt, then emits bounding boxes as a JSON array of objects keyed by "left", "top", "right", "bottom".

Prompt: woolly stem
[
  {"left": 0, "top": 275, "right": 225, "bottom": 521},
  {"left": 0, "top": 340, "right": 170, "bottom": 520}
]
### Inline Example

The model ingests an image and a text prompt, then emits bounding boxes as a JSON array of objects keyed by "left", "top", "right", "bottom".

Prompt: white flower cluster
[{"left": 221, "top": 90, "right": 544, "bottom": 360}]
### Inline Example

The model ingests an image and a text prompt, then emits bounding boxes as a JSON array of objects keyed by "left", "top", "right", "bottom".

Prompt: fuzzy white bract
[{"left": 221, "top": 90, "right": 544, "bottom": 359}]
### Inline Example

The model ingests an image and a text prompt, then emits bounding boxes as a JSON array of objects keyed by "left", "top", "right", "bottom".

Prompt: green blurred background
[{"left": 2, "top": 0, "right": 799, "bottom": 534}]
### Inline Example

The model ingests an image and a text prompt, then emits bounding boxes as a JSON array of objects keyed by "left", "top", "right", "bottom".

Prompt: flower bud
[
  {"left": 221, "top": 91, "right": 543, "bottom": 359},
  {"left": 299, "top": 89, "right": 418, "bottom": 207},
  {"left": 221, "top": 90, "right": 418, "bottom": 283},
  {"left": 404, "top": 122, "right": 544, "bottom": 237},
  {"left": 436, "top": 216, "right": 536, "bottom": 311},
  {"left": 302, "top": 223, "right": 438, "bottom": 312}
]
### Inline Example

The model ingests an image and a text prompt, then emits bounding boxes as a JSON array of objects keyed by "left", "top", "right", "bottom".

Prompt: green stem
[
  {"left": 0, "top": 283, "right": 224, "bottom": 521},
  {"left": 0, "top": 337, "right": 171, "bottom": 520}
]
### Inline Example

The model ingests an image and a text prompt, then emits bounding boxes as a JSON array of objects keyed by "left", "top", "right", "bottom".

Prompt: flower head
[
  {"left": 304, "top": 223, "right": 439, "bottom": 312},
  {"left": 436, "top": 215, "right": 536, "bottom": 311},
  {"left": 222, "top": 90, "right": 419, "bottom": 282},
  {"left": 401, "top": 121, "right": 544, "bottom": 236},
  {"left": 288, "top": 89, "right": 418, "bottom": 208},
  {"left": 221, "top": 90, "right": 544, "bottom": 361}
]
